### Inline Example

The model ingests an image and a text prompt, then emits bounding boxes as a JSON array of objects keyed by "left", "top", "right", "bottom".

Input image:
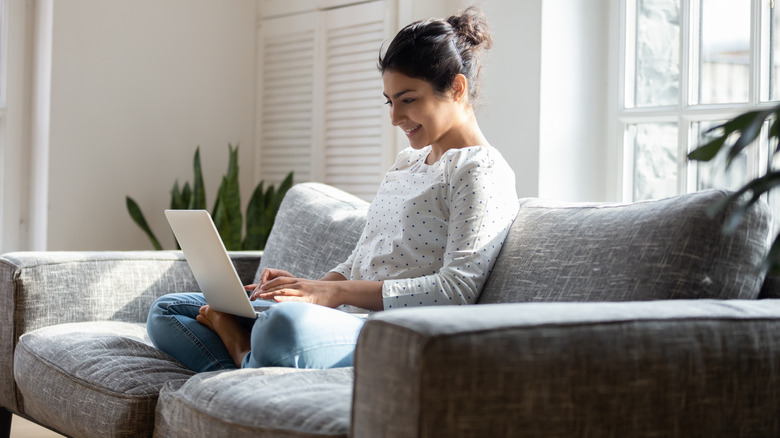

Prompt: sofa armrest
[
  {"left": 351, "top": 300, "right": 780, "bottom": 438},
  {"left": 0, "top": 250, "right": 260, "bottom": 414}
]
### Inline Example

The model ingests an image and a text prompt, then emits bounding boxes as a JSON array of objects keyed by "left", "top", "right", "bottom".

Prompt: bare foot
[{"left": 197, "top": 305, "right": 251, "bottom": 367}]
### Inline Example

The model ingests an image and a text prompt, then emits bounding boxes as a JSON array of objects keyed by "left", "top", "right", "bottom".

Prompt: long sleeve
[
  {"left": 331, "top": 146, "right": 518, "bottom": 309},
  {"left": 380, "top": 149, "right": 518, "bottom": 308},
  {"left": 331, "top": 245, "right": 359, "bottom": 280}
]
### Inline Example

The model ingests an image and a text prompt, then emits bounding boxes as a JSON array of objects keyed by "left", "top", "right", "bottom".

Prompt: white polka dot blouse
[{"left": 331, "top": 145, "right": 519, "bottom": 309}]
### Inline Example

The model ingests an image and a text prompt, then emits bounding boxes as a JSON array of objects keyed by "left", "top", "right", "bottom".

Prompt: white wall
[
  {"left": 462, "top": 0, "right": 613, "bottom": 202},
  {"left": 398, "top": 0, "right": 545, "bottom": 199},
  {"left": 31, "top": 0, "right": 612, "bottom": 251},
  {"left": 2, "top": 0, "right": 34, "bottom": 252},
  {"left": 46, "top": 0, "right": 257, "bottom": 250},
  {"left": 471, "top": 0, "right": 543, "bottom": 198},
  {"left": 539, "top": 0, "right": 611, "bottom": 201}
]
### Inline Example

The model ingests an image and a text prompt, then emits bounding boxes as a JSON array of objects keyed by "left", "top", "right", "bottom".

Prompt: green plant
[
  {"left": 126, "top": 144, "right": 293, "bottom": 250},
  {"left": 688, "top": 102, "right": 780, "bottom": 274}
]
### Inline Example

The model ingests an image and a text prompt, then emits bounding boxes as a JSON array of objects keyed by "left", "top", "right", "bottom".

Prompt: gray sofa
[{"left": 1, "top": 182, "right": 779, "bottom": 438}]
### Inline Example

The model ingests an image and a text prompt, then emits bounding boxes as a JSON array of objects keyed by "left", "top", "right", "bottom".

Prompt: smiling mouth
[{"left": 403, "top": 124, "right": 421, "bottom": 137}]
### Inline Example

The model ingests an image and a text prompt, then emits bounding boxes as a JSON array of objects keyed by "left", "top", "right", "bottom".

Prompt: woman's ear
[{"left": 452, "top": 74, "right": 468, "bottom": 102}]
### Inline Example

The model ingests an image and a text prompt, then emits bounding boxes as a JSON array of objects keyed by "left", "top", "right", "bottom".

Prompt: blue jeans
[{"left": 146, "top": 293, "right": 365, "bottom": 372}]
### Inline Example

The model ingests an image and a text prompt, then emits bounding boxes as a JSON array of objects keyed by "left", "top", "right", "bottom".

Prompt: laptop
[{"left": 165, "top": 209, "right": 264, "bottom": 319}]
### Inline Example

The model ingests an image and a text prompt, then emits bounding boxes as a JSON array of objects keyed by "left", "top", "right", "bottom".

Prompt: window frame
[
  {"left": 615, "top": 0, "right": 777, "bottom": 203},
  {"left": 1, "top": 0, "right": 52, "bottom": 252}
]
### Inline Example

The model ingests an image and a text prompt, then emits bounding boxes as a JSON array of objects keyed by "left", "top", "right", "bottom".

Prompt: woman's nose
[{"left": 389, "top": 105, "right": 403, "bottom": 126}]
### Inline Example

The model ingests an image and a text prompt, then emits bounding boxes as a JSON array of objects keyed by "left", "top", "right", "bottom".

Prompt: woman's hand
[
  {"left": 256, "top": 277, "right": 343, "bottom": 308},
  {"left": 246, "top": 269, "right": 384, "bottom": 311},
  {"left": 245, "top": 268, "right": 296, "bottom": 300},
  {"left": 259, "top": 268, "right": 295, "bottom": 285}
]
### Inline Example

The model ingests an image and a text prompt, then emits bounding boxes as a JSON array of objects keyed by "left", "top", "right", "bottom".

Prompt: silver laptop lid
[{"left": 165, "top": 209, "right": 257, "bottom": 318}]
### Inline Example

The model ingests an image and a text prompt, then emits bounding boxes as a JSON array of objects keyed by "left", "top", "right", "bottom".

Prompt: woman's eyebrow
[{"left": 382, "top": 89, "right": 414, "bottom": 99}]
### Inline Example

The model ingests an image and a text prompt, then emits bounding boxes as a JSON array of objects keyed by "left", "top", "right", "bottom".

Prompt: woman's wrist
[
  {"left": 320, "top": 271, "right": 347, "bottom": 282},
  {"left": 317, "top": 272, "right": 383, "bottom": 311},
  {"left": 338, "top": 280, "right": 384, "bottom": 311}
]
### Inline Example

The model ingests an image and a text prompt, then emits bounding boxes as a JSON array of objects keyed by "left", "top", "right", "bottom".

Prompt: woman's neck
[{"left": 426, "top": 112, "right": 488, "bottom": 164}]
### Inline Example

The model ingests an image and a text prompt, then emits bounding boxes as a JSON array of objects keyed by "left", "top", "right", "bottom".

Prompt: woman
[{"left": 147, "top": 6, "right": 519, "bottom": 372}]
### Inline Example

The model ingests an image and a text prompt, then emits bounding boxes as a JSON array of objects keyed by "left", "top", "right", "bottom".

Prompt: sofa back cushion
[
  {"left": 479, "top": 190, "right": 772, "bottom": 304},
  {"left": 254, "top": 183, "right": 369, "bottom": 283}
]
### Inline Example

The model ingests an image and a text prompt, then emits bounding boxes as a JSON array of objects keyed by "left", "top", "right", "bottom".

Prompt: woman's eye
[
  {"left": 384, "top": 100, "right": 392, "bottom": 106},
  {"left": 402, "top": 99, "right": 415, "bottom": 104}
]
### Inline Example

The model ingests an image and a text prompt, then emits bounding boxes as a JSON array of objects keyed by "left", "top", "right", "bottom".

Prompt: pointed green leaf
[
  {"left": 726, "top": 108, "right": 773, "bottom": 168},
  {"left": 254, "top": 172, "right": 295, "bottom": 249},
  {"left": 211, "top": 145, "right": 242, "bottom": 250},
  {"left": 170, "top": 180, "right": 191, "bottom": 210},
  {"left": 216, "top": 144, "right": 242, "bottom": 249},
  {"left": 274, "top": 171, "right": 294, "bottom": 213},
  {"left": 212, "top": 180, "right": 235, "bottom": 249},
  {"left": 770, "top": 115, "right": 780, "bottom": 141},
  {"left": 180, "top": 182, "right": 192, "bottom": 210},
  {"left": 212, "top": 187, "right": 223, "bottom": 224},
  {"left": 264, "top": 185, "right": 276, "bottom": 209},
  {"left": 170, "top": 180, "right": 181, "bottom": 209},
  {"left": 188, "top": 147, "right": 206, "bottom": 210},
  {"left": 126, "top": 196, "right": 163, "bottom": 250},
  {"left": 719, "top": 109, "right": 766, "bottom": 133},
  {"left": 243, "top": 181, "right": 266, "bottom": 250},
  {"left": 688, "top": 135, "right": 727, "bottom": 162},
  {"left": 762, "top": 236, "right": 780, "bottom": 276},
  {"left": 256, "top": 185, "right": 276, "bottom": 249},
  {"left": 708, "top": 172, "right": 780, "bottom": 234}
]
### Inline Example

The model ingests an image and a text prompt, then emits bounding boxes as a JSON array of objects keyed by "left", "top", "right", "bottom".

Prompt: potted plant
[{"left": 126, "top": 144, "right": 293, "bottom": 251}]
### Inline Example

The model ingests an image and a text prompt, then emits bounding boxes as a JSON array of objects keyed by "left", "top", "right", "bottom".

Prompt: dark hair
[{"left": 378, "top": 7, "right": 492, "bottom": 103}]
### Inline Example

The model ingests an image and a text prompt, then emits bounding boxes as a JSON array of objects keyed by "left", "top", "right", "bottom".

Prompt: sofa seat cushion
[
  {"left": 14, "top": 321, "right": 194, "bottom": 438},
  {"left": 480, "top": 189, "right": 772, "bottom": 303},
  {"left": 154, "top": 367, "right": 354, "bottom": 438}
]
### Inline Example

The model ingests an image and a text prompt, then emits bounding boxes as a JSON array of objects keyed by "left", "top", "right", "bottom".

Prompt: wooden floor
[{"left": 10, "top": 416, "right": 64, "bottom": 438}]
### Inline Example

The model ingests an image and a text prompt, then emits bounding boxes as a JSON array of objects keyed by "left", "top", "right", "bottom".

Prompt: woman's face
[{"left": 382, "top": 71, "right": 462, "bottom": 151}]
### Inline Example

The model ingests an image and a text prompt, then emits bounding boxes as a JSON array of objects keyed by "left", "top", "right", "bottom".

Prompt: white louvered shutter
[
  {"left": 259, "top": 0, "right": 362, "bottom": 19},
  {"left": 258, "top": 0, "right": 316, "bottom": 19},
  {"left": 256, "top": 12, "right": 317, "bottom": 185},
  {"left": 320, "top": 1, "right": 391, "bottom": 201}
]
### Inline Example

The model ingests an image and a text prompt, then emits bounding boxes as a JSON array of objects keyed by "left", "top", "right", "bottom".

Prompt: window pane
[
  {"left": 694, "top": 120, "right": 749, "bottom": 191},
  {"left": 697, "top": 0, "right": 750, "bottom": 104},
  {"left": 771, "top": 1, "right": 780, "bottom": 101},
  {"left": 630, "top": 122, "right": 679, "bottom": 200},
  {"left": 634, "top": 0, "right": 680, "bottom": 107}
]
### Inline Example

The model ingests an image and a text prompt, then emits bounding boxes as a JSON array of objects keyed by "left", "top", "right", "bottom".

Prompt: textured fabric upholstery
[
  {"left": 352, "top": 299, "right": 780, "bottom": 438},
  {"left": 14, "top": 321, "right": 194, "bottom": 438},
  {"left": 480, "top": 190, "right": 772, "bottom": 303},
  {"left": 759, "top": 273, "right": 780, "bottom": 298},
  {"left": 154, "top": 367, "right": 353, "bottom": 438},
  {"left": 4, "top": 185, "right": 779, "bottom": 438},
  {"left": 0, "top": 251, "right": 259, "bottom": 416},
  {"left": 255, "top": 183, "right": 369, "bottom": 282}
]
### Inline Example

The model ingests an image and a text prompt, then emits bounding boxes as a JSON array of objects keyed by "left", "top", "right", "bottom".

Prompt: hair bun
[{"left": 447, "top": 7, "right": 492, "bottom": 49}]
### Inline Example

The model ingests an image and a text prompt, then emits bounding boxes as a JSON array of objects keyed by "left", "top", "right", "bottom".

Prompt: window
[{"left": 618, "top": 0, "right": 775, "bottom": 206}]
